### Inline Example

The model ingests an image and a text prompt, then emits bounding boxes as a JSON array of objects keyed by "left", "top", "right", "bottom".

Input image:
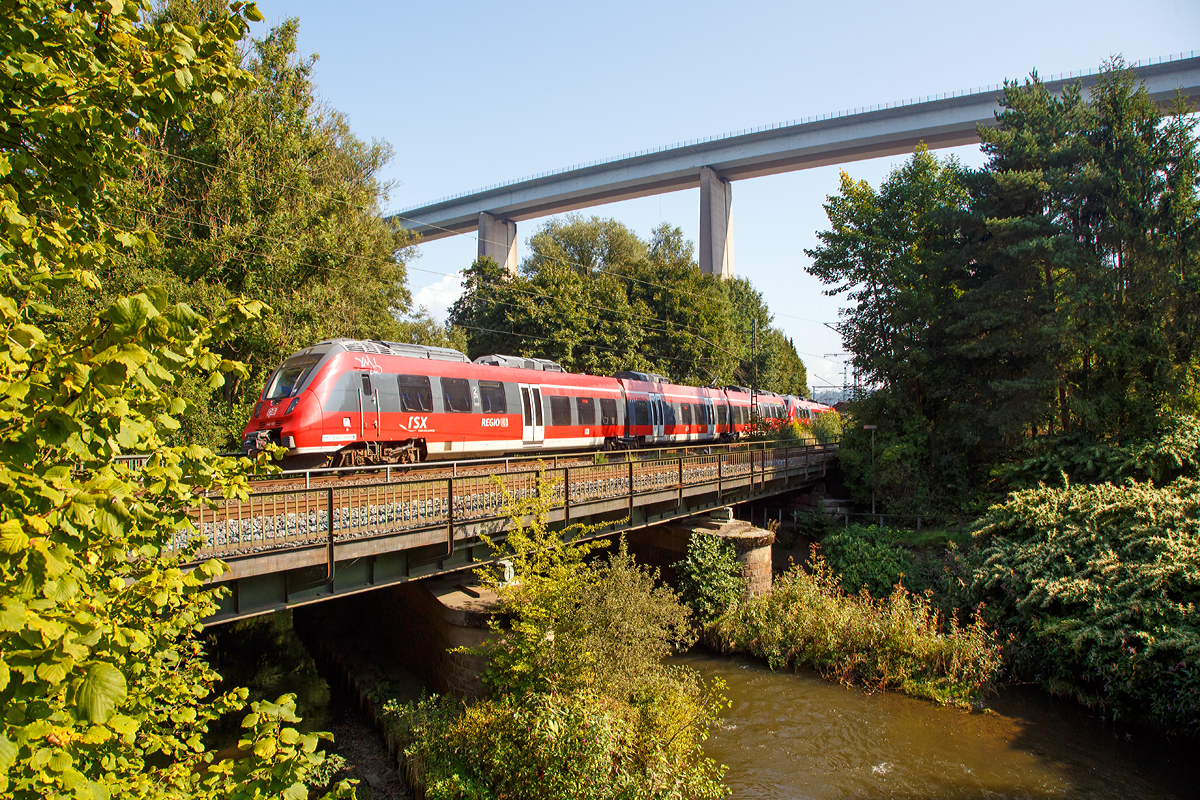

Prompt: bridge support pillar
[
  {"left": 699, "top": 166, "right": 734, "bottom": 278},
  {"left": 478, "top": 211, "right": 518, "bottom": 275}
]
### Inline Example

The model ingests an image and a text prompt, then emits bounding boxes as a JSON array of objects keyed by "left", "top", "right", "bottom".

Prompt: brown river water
[{"left": 676, "top": 653, "right": 1198, "bottom": 800}]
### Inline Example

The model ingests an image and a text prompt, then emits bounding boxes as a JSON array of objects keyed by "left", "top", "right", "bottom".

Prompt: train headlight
[{"left": 286, "top": 397, "right": 300, "bottom": 415}]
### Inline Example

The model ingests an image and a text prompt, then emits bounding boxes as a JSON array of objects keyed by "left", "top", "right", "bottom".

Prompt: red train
[{"left": 242, "top": 339, "right": 833, "bottom": 467}]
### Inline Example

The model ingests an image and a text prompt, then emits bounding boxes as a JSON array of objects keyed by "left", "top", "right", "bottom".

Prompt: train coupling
[{"left": 243, "top": 429, "right": 295, "bottom": 453}]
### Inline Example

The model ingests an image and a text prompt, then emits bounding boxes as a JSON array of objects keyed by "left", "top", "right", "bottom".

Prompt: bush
[
  {"left": 382, "top": 687, "right": 726, "bottom": 800},
  {"left": 972, "top": 478, "right": 1200, "bottom": 733},
  {"left": 711, "top": 559, "right": 1001, "bottom": 707},
  {"left": 389, "top": 474, "right": 730, "bottom": 798},
  {"left": 673, "top": 533, "right": 746, "bottom": 625},
  {"left": 1007, "top": 413, "right": 1200, "bottom": 488},
  {"left": 820, "top": 524, "right": 912, "bottom": 598},
  {"left": 810, "top": 410, "right": 843, "bottom": 444}
]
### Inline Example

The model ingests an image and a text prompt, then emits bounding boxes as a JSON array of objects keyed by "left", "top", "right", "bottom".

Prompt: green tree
[
  {"left": 0, "top": 2, "right": 348, "bottom": 797},
  {"left": 451, "top": 215, "right": 808, "bottom": 392},
  {"left": 622, "top": 225, "right": 739, "bottom": 385},
  {"left": 807, "top": 59, "right": 1200, "bottom": 509},
  {"left": 673, "top": 533, "right": 746, "bottom": 626},
  {"left": 805, "top": 146, "right": 969, "bottom": 510},
  {"left": 955, "top": 60, "right": 1200, "bottom": 455},
  {"left": 722, "top": 277, "right": 808, "bottom": 395},
  {"left": 59, "top": 9, "right": 449, "bottom": 449}
]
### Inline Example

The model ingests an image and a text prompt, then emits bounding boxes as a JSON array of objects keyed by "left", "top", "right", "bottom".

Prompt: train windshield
[{"left": 264, "top": 354, "right": 323, "bottom": 400}]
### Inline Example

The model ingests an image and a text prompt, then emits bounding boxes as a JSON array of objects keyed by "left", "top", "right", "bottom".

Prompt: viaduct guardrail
[{"left": 196, "top": 442, "right": 837, "bottom": 623}]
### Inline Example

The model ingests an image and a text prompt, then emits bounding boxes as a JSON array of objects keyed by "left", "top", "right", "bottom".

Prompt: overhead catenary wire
[
  {"left": 131, "top": 226, "right": 727, "bottom": 375},
  {"left": 145, "top": 145, "right": 837, "bottom": 328},
  {"left": 116, "top": 202, "right": 747, "bottom": 362},
  {"left": 134, "top": 143, "right": 841, "bottom": 389}
]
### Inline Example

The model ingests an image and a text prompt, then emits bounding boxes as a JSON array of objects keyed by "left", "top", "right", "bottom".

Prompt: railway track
[
  {"left": 238, "top": 440, "right": 807, "bottom": 493},
  {"left": 176, "top": 442, "right": 837, "bottom": 564}
]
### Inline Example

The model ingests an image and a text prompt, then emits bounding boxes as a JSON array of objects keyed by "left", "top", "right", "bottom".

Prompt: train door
[
  {"left": 651, "top": 393, "right": 665, "bottom": 442},
  {"left": 359, "top": 372, "right": 380, "bottom": 442},
  {"left": 704, "top": 398, "right": 716, "bottom": 438},
  {"left": 519, "top": 384, "right": 544, "bottom": 444}
]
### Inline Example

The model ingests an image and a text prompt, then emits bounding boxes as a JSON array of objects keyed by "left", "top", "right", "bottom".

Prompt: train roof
[
  {"left": 314, "top": 338, "right": 470, "bottom": 363},
  {"left": 613, "top": 370, "right": 672, "bottom": 384},
  {"left": 473, "top": 354, "right": 565, "bottom": 372}
]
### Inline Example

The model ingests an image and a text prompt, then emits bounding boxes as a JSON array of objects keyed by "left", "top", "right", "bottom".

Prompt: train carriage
[
  {"left": 245, "top": 339, "right": 634, "bottom": 467},
  {"left": 244, "top": 338, "right": 817, "bottom": 467}
]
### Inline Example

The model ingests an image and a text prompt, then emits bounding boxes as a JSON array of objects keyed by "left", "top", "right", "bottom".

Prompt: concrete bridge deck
[
  {"left": 390, "top": 53, "right": 1200, "bottom": 276},
  {"left": 191, "top": 442, "right": 837, "bottom": 623}
]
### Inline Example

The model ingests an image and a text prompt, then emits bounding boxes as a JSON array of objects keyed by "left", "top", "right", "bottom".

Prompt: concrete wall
[{"left": 329, "top": 577, "right": 496, "bottom": 700}]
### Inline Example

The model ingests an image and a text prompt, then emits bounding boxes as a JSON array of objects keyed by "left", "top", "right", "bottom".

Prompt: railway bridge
[{"left": 186, "top": 441, "right": 837, "bottom": 624}]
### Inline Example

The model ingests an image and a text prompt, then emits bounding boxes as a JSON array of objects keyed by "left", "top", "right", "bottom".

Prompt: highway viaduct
[{"left": 389, "top": 53, "right": 1200, "bottom": 278}]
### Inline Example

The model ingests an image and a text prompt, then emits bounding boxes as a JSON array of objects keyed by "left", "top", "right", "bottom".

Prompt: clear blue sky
[{"left": 251, "top": 0, "right": 1198, "bottom": 392}]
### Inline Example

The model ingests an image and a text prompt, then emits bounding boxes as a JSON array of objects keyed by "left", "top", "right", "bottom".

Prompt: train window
[
  {"left": 681, "top": 404, "right": 692, "bottom": 425},
  {"left": 398, "top": 375, "right": 433, "bottom": 412},
  {"left": 479, "top": 380, "right": 507, "bottom": 414},
  {"left": 265, "top": 353, "right": 322, "bottom": 399},
  {"left": 576, "top": 396, "right": 596, "bottom": 425},
  {"left": 360, "top": 373, "right": 373, "bottom": 396},
  {"left": 718, "top": 404, "right": 727, "bottom": 425},
  {"left": 634, "top": 400, "right": 649, "bottom": 426},
  {"left": 441, "top": 377, "right": 472, "bottom": 412},
  {"left": 600, "top": 398, "right": 618, "bottom": 426},
  {"left": 549, "top": 396, "right": 572, "bottom": 426}
]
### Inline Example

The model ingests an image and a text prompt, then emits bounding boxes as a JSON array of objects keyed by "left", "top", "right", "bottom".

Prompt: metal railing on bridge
[{"left": 184, "top": 443, "right": 837, "bottom": 564}]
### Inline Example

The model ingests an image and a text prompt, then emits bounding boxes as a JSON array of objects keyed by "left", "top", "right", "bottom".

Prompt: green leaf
[
  {"left": 75, "top": 663, "right": 127, "bottom": 723},
  {"left": 48, "top": 749, "right": 72, "bottom": 772},
  {"left": 36, "top": 660, "right": 69, "bottom": 684},
  {"left": 0, "top": 600, "right": 26, "bottom": 631},
  {"left": 81, "top": 726, "right": 112, "bottom": 745},
  {"left": 0, "top": 734, "right": 15, "bottom": 770},
  {"left": 252, "top": 737, "right": 277, "bottom": 759},
  {"left": 107, "top": 715, "right": 139, "bottom": 735},
  {"left": 90, "top": 779, "right": 112, "bottom": 800},
  {"left": 0, "top": 520, "right": 28, "bottom": 554},
  {"left": 282, "top": 782, "right": 307, "bottom": 800}
]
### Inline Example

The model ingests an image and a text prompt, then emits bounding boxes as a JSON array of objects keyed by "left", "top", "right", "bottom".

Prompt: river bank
[{"left": 207, "top": 602, "right": 1196, "bottom": 799}]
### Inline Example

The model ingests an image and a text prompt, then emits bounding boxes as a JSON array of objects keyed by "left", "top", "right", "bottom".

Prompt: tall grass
[{"left": 710, "top": 558, "right": 1001, "bottom": 707}]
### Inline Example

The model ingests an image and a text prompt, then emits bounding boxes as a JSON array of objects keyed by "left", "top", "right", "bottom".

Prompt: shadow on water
[{"left": 676, "top": 652, "right": 1198, "bottom": 800}]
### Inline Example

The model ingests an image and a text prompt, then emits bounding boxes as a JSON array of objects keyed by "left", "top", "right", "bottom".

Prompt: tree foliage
[
  {"left": 809, "top": 60, "right": 1200, "bottom": 510},
  {"left": 972, "top": 479, "right": 1200, "bottom": 734},
  {"left": 673, "top": 533, "right": 746, "bottom": 626},
  {"left": 0, "top": 2, "right": 347, "bottom": 797},
  {"left": 450, "top": 215, "right": 808, "bottom": 393},
  {"left": 58, "top": 6, "right": 451, "bottom": 449}
]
